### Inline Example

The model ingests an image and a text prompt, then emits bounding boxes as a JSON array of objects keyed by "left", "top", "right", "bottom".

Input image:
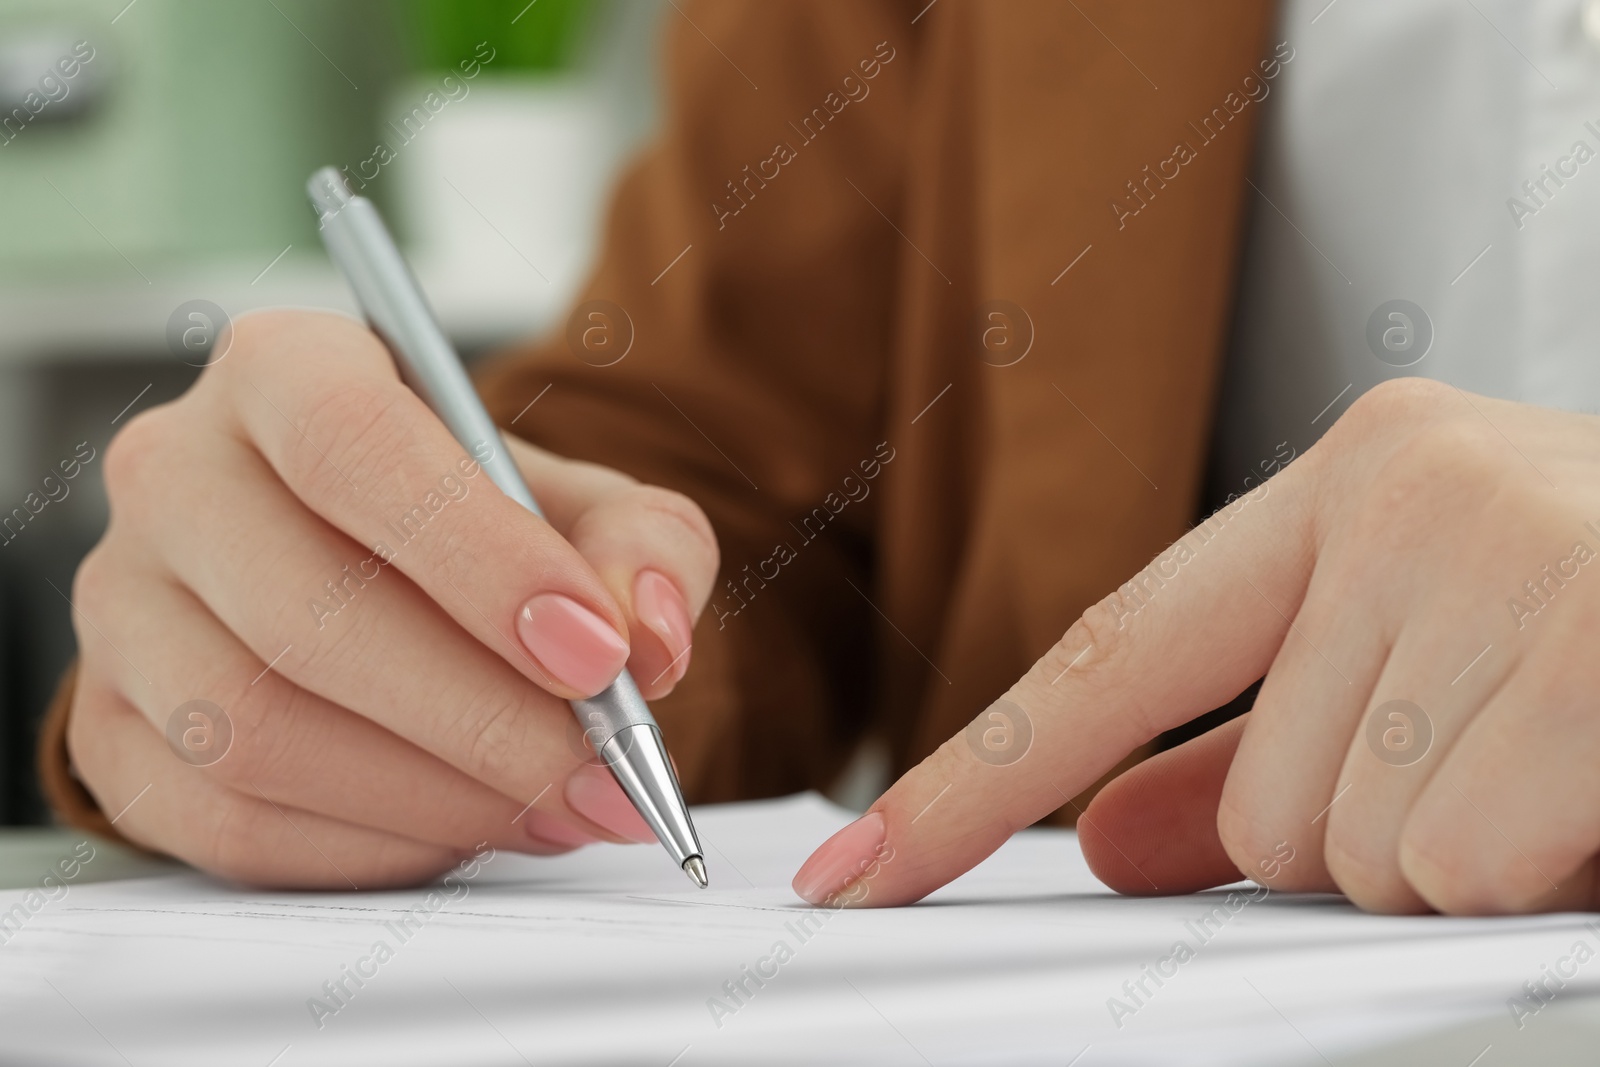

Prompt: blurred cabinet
[
  {"left": 0, "top": 0, "right": 664, "bottom": 823},
  {"left": 0, "top": 0, "right": 405, "bottom": 275}
]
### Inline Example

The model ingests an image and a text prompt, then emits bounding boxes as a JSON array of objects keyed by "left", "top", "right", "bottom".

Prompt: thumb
[{"left": 792, "top": 468, "right": 1317, "bottom": 908}]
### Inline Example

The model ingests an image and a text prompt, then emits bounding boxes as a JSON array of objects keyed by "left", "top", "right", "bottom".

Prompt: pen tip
[{"left": 683, "top": 856, "right": 708, "bottom": 889}]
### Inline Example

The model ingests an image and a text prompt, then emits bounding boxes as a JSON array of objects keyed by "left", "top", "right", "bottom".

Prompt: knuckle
[
  {"left": 1343, "top": 420, "right": 1502, "bottom": 554},
  {"left": 1322, "top": 827, "right": 1419, "bottom": 913},
  {"left": 200, "top": 310, "right": 286, "bottom": 386},
  {"left": 422, "top": 500, "right": 482, "bottom": 573},
  {"left": 1381, "top": 419, "right": 1500, "bottom": 489},
  {"left": 203, "top": 793, "right": 279, "bottom": 882},
  {"left": 70, "top": 542, "right": 114, "bottom": 616},
  {"left": 288, "top": 381, "right": 415, "bottom": 495},
  {"left": 629, "top": 484, "right": 720, "bottom": 577},
  {"left": 1008, "top": 589, "right": 1150, "bottom": 742},
  {"left": 1398, "top": 817, "right": 1546, "bottom": 915},
  {"left": 1396, "top": 824, "right": 1475, "bottom": 913},
  {"left": 1295, "top": 378, "right": 1461, "bottom": 512},
  {"left": 67, "top": 545, "right": 143, "bottom": 680},
  {"left": 1334, "top": 376, "right": 1453, "bottom": 436},
  {"left": 1037, "top": 590, "right": 1136, "bottom": 689},
  {"left": 1067, "top": 590, "right": 1136, "bottom": 672},
  {"left": 450, "top": 682, "right": 548, "bottom": 788},
  {"left": 1214, "top": 796, "right": 1266, "bottom": 876},
  {"left": 63, "top": 677, "right": 110, "bottom": 784},
  {"left": 201, "top": 683, "right": 305, "bottom": 789},
  {"left": 294, "top": 601, "right": 383, "bottom": 683},
  {"left": 216, "top": 309, "right": 380, "bottom": 382},
  {"left": 102, "top": 405, "right": 178, "bottom": 516},
  {"left": 1213, "top": 795, "right": 1302, "bottom": 890},
  {"left": 1311, "top": 377, "right": 1459, "bottom": 489}
]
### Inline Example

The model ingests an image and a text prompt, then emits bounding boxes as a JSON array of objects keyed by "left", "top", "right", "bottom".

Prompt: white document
[{"left": 1, "top": 793, "right": 1596, "bottom": 1066}]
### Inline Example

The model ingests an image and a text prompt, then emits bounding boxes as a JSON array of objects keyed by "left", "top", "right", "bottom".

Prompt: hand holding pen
[
  {"left": 309, "top": 168, "right": 706, "bottom": 884},
  {"left": 57, "top": 205, "right": 716, "bottom": 891}
]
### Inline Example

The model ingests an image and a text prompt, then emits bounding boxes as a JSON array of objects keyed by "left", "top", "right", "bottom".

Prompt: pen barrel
[
  {"left": 310, "top": 169, "right": 540, "bottom": 516},
  {"left": 308, "top": 166, "right": 706, "bottom": 873}
]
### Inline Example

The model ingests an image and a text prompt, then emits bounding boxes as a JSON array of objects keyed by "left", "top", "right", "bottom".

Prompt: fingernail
[
  {"left": 523, "top": 809, "right": 599, "bottom": 849},
  {"left": 515, "top": 593, "right": 629, "bottom": 696},
  {"left": 564, "top": 765, "right": 657, "bottom": 844},
  {"left": 792, "top": 811, "right": 886, "bottom": 905},
  {"left": 634, "top": 570, "right": 693, "bottom": 686}
]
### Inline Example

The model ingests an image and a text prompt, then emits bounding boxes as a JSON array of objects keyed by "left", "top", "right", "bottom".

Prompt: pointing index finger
[{"left": 793, "top": 473, "right": 1318, "bottom": 907}]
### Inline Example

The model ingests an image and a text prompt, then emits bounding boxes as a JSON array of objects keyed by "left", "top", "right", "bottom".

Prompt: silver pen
[{"left": 306, "top": 166, "right": 707, "bottom": 888}]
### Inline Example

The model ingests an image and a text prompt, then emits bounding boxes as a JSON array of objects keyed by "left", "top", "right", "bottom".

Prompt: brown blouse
[{"left": 41, "top": 0, "right": 1277, "bottom": 836}]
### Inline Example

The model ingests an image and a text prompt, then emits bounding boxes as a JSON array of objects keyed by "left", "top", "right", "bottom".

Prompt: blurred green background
[
  {"left": 1, "top": 0, "right": 596, "bottom": 274},
  {"left": 0, "top": 0, "right": 665, "bottom": 823},
  {"left": 408, "top": 0, "right": 587, "bottom": 71}
]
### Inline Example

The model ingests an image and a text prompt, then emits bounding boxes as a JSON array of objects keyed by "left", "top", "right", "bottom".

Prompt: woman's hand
[
  {"left": 794, "top": 377, "right": 1600, "bottom": 915},
  {"left": 69, "top": 310, "right": 718, "bottom": 888}
]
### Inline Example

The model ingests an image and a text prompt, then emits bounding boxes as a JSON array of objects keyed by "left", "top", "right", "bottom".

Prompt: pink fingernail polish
[
  {"left": 792, "top": 812, "right": 886, "bottom": 905},
  {"left": 516, "top": 593, "right": 629, "bottom": 696},
  {"left": 523, "top": 810, "right": 600, "bottom": 849},
  {"left": 564, "top": 766, "right": 657, "bottom": 844},
  {"left": 634, "top": 570, "right": 693, "bottom": 686}
]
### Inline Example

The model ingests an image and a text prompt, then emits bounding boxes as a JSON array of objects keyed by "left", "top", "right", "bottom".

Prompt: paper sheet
[{"left": 2, "top": 793, "right": 1597, "bottom": 1066}]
